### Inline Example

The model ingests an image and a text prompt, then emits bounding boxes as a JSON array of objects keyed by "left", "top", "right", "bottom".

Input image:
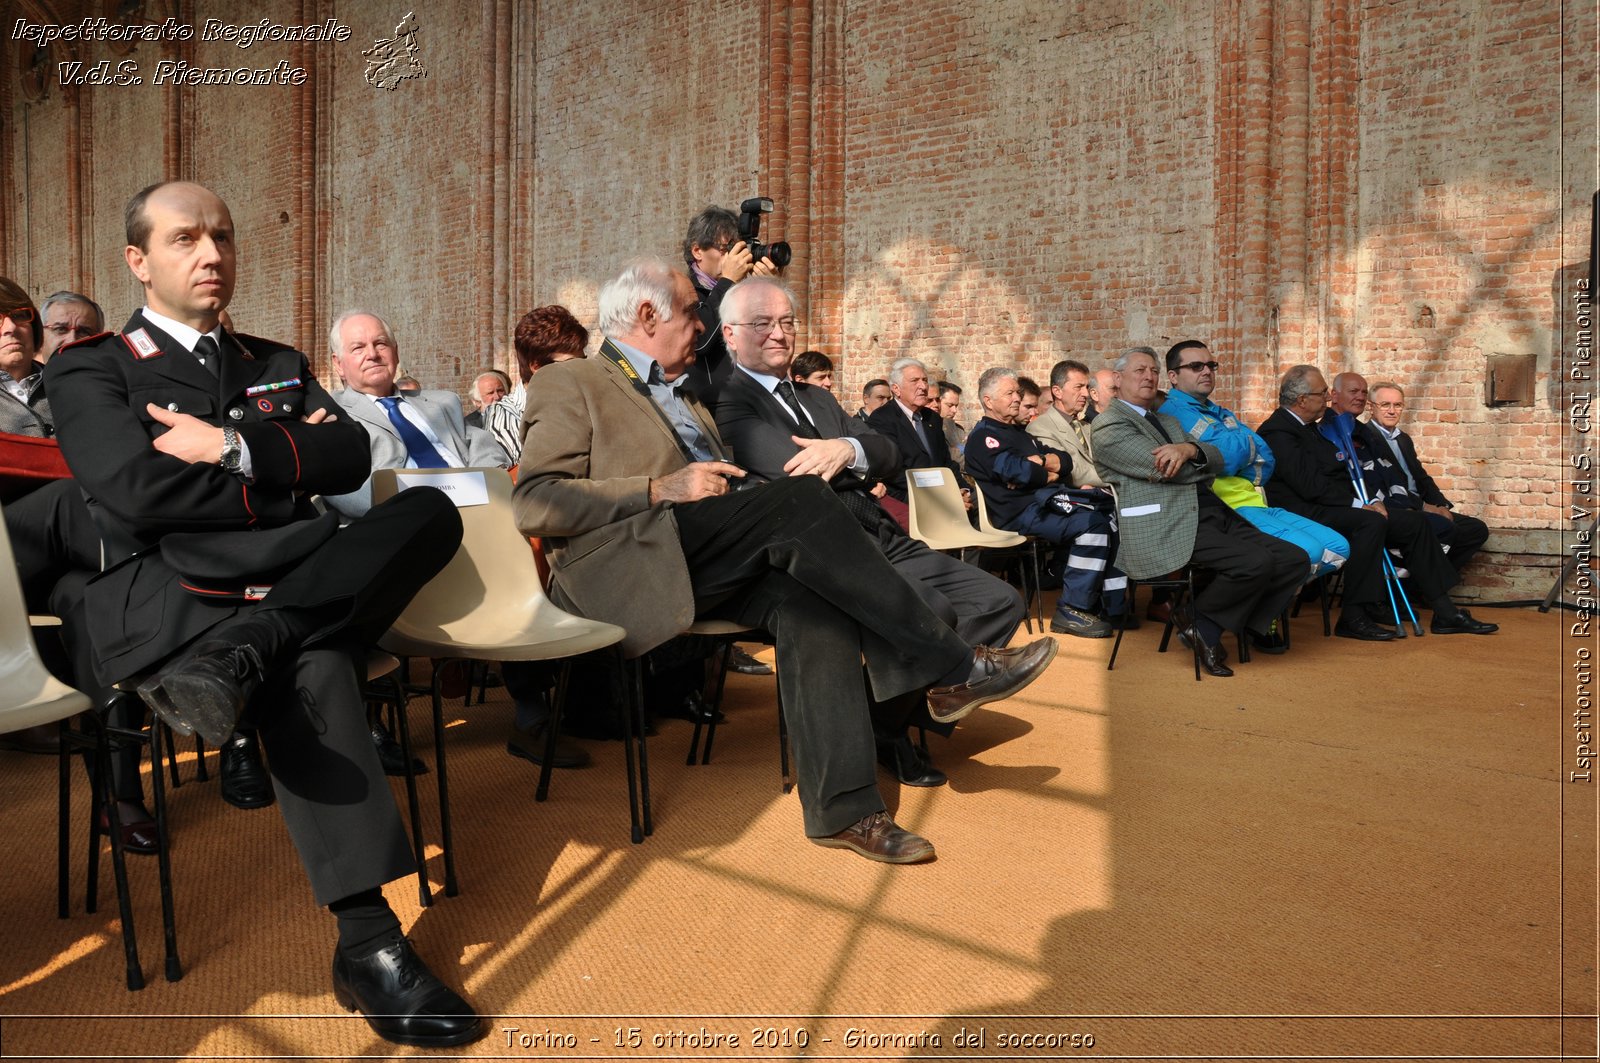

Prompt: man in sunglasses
[{"left": 1159, "top": 340, "right": 1351, "bottom": 648}]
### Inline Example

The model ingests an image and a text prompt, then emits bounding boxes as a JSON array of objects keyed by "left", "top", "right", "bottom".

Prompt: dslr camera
[{"left": 737, "top": 197, "right": 793, "bottom": 271}]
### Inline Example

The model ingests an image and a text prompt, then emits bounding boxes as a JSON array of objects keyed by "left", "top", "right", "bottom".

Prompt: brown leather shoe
[
  {"left": 925, "top": 636, "right": 1058, "bottom": 724},
  {"left": 810, "top": 811, "right": 935, "bottom": 864}
]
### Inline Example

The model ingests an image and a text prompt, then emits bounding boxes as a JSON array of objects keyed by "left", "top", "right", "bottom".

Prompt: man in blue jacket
[
  {"left": 965, "top": 366, "right": 1126, "bottom": 637},
  {"left": 1160, "top": 341, "right": 1349, "bottom": 583}
]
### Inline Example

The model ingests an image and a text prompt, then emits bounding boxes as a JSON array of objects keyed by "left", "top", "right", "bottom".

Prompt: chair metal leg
[
  {"left": 89, "top": 716, "right": 144, "bottom": 990},
  {"left": 534, "top": 661, "right": 562, "bottom": 804},
  {"left": 620, "top": 655, "right": 645, "bottom": 844},
  {"left": 428, "top": 666, "right": 458, "bottom": 897},
  {"left": 382, "top": 673, "right": 431, "bottom": 909},
  {"left": 777, "top": 695, "right": 792, "bottom": 795},
  {"left": 192, "top": 733, "right": 208, "bottom": 782},
  {"left": 57, "top": 720, "right": 71, "bottom": 919},
  {"left": 140, "top": 714, "right": 181, "bottom": 983},
  {"left": 690, "top": 639, "right": 734, "bottom": 766}
]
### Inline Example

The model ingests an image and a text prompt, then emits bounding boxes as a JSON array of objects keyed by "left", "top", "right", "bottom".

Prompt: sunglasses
[{"left": 1174, "top": 360, "right": 1220, "bottom": 373}]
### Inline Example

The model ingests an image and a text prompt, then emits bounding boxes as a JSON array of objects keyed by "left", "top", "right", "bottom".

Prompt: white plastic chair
[{"left": 370, "top": 468, "right": 628, "bottom": 896}]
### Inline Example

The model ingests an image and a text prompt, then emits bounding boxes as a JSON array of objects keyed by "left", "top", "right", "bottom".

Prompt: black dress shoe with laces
[
  {"left": 1334, "top": 615, "right": 1399, "bottom": 642},
  {"left": 1431, "top": 608, "right": 1498, "bottom": 635},
  {"left": 371, "top": 724, "right": 429, "bottom": 776},
  {"left": 220, "top": 732, "right": 275, "bottom": 809},
  {"left": 138, "top": 640, "right": 266, "bottom": 746},
  {"left": 876, "top": 734, "right": 948, "bottom": 787},
  {"left": 1176, "top": 624, "right": 1234, "bottom": 676},
  {"left": 331, "top": 935, "right": 485, "bottom": 1048}
]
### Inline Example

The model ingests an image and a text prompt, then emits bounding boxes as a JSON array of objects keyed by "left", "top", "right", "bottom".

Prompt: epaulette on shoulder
[{"left": 53, "top": 330, "right": 114, "bottom": 355}]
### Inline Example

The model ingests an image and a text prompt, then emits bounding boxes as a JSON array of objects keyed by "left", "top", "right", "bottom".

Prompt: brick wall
[{"left": 0, "top": 0, "right": 1593, "bottom": 590}]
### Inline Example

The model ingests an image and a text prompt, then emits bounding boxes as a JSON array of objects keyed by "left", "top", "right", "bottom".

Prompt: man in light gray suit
[
  {"left": 324, "top": 310, "right": 507, "bottom": 519},
  {"left": 324, "top": 310, "right": 587, "bottom": 769}
]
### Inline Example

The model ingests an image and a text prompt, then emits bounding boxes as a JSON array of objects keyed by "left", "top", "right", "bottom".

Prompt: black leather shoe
[
  {"left": 1334, "top": 615, "right": 1399, "bottom": 642},
  {"left": 138, "top": 641, "right": 265, "bottom": 746},
  {"left": 220, "top": 732, "right": 274, "bottom": 809},
  {"left": 371, "top": 724, "right": 429, "bottom": 776},
  {"left": 331, "top": 935, "right": 484, "bottom": 1048},
  {"left": 98, "top": 805, "right": 159, "bottom": 856},
  {"left": 656, "top": 691, "right": 726, "bottom": 725},
  {"left": 1248, "top": 628, "right": 1289, "bottom": 655},
  {"left": 506, "top": 723, "right": 591, "bottom": 769},
  {"left": 876, "top": 735, "right": 948, "bottom": 787},
  {"left": 810, "top": 810, "right": 935, "bottom": 864},
  {"left": 926, "top": 636, "right": 1058, "bottom": 724},
  {"left": 1431, "top": 608, "right": 1498, "bottom": 635},
  {"left": 1196, "top": 640, "right": 1234, "bottom": 677}
]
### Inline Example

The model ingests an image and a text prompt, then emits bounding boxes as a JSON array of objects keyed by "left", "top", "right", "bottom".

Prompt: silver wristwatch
[{"left": 220, "top": 426, "right": 244, "bottom": 473}]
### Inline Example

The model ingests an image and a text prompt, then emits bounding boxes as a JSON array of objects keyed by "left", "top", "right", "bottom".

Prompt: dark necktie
[
  {"left": 774, "top": 381, "right": 819, "bottom": 439},
  {"left": 193, "top": 333, "right": 221, "bottom": 377},
  {"left": 910, "top": 409, "right": 931, "bottom": 452},
  {"left": 377, "top": 396, "right": 450, "bottom": 468},
  {"left": 1144, "top": 409, "right": 1175, "bottom": 443}
]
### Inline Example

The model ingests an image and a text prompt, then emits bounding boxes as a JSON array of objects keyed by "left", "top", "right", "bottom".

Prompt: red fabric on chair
[{"left": 0, "top": 432, "right": 70, "bottom": 502}]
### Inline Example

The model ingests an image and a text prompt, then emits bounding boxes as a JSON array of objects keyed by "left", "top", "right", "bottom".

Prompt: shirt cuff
[{"left": 844, "top": 437, "right": 867, "bottom": 471}]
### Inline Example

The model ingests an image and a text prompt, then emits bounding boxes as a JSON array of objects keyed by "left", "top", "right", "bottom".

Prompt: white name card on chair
[
  {"left": 910, "top": 469, "right": 946, "bottom": 488},
  {"left": 395, "top": 470, "right": 490, "bottom": 507}
]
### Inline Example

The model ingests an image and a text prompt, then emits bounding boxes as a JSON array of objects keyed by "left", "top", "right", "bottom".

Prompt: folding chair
[
  {"left": 905, "top": 466, "right": 1025, "bottom": 552},
  {"left": 969, "top": 479, "right": 1046, "bottom": 631},
  {"left": 371, "top": 467, "right": 627, "bottom": 896}
]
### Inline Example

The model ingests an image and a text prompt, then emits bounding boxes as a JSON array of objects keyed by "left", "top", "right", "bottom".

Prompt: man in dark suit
[
  {"left": 712, "top": 277, "right": 1029, "bottom": 787},
  {"left": 867, "top": 357, "right": 963, "bottom": 505},
  {"left": 1363, "top": 379, "right": 1490, "bottom": 574},
  {"left": 514, "top": 258, "right": 1055, "bottom": 863},
  {"left": 42, "top": 181, "right": 482, "bottom": 1047},
  {"left": 1091, "top": 348, "right": 1305, "bottom": 675},
  {"left": 1257, "top": 365, "right": 1495, "bottom": 637}
]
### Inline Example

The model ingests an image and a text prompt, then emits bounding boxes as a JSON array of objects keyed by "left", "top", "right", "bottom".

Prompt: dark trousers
[
  {"left": 1188, "top": 499, "right": 1307, "bottom": 636},
  {"left": 1014, "top": 497, "right": 1127, "bottom": 615},
  {"left": 1301, "top": 502, "right": 1457, "bottom": 610},
  {"left": 9, "top": 481, "right": 462, "bottom": 905},
  {"left": 875, "top": 530, "right": 1024, "bottom": 738},
  {"left": 1422, "top": 509, "right": 1489, "bottom": 573},
  {"left": 673, "top": 476, "right": 972, "bottom": 836}
]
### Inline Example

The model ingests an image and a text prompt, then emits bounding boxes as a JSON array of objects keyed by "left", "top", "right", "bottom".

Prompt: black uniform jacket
[{"left": 44, "top": 311, "right": 371, "bottom": 682}]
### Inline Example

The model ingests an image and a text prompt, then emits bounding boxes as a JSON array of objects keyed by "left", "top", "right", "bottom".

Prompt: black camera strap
[{"left": 598, "top": 340, "right": 723, "bottom": 465}]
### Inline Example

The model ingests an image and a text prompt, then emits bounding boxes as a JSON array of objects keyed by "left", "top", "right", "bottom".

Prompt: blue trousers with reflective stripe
[
  {"left": 1015, "top": 499, "right": 1127, "bottom": 615},
  {"left": 1235, "top": 506, "right": 1349, "bottom": 580}
]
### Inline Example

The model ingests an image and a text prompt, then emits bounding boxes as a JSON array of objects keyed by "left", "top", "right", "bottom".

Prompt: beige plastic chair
[
  {"left": 968, "top": 479, "right": 1046, "bottom": 632},
  {"left": 905, "top": 465, "right": 1025, "bottom": 551},
  {"left": 0, "top": 504, "right": 135, "bottom": 977},
  {"left": 370, "top": 467, "right": 628, "bottom": 895}
]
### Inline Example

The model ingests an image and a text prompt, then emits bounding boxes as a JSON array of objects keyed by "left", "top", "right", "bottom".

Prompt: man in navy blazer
[{"left": 866, "top": 357, "right": 963, "bottom": 504}]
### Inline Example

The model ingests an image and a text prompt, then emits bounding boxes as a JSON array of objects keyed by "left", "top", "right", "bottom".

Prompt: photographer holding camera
[{"left": 682, "top": 201, "right": 788, "bottom": 400}]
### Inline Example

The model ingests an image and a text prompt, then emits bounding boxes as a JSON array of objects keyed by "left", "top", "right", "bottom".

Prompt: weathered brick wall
[{"left": 0, "top": 0, "right": 1593, "bottom": 601}]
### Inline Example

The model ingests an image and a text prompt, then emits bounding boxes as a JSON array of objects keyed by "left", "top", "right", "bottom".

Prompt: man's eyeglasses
[
  {"left": 730, "top": 317, "right": 797, "bottom": 335},
  {"left": 1175, "top": 360, "right": 1220, "bottom": 373},
  {"left": 4, "top": 307, "right": 36, "bottom": 326},
  {"left": 1372, "top": 401, "right": 1405, "bottom": 411}
]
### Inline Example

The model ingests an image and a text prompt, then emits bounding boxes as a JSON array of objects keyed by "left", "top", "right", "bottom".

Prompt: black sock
[
  {"left": 1193, "top": 615, "right": 1223, "bottom": 647},
  {"left": 330, "top": 888, "right": 401, "bottom": 955},
  {"left": 1428, "top": 596, "right": 1460, "bottom": 621}
]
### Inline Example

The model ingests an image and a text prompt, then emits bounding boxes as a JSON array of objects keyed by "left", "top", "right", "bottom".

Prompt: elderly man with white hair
[{"left": 513, "top": 258, "right": 1056, "bottom": 864}]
